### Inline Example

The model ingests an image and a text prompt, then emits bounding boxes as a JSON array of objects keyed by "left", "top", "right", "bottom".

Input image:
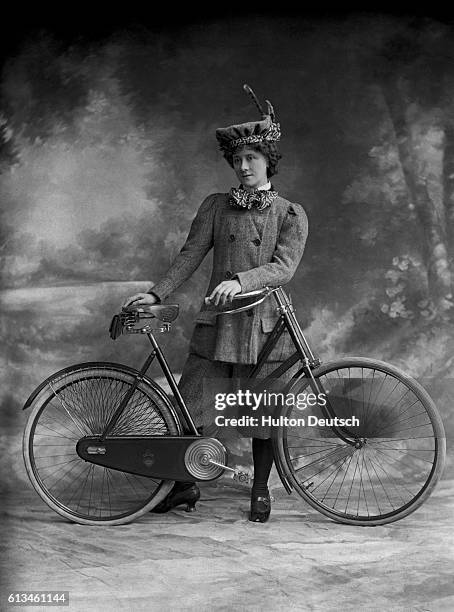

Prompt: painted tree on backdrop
[
  {"left": 0, "top": 118, "right": 18, "bottom": 280},
  {"left": 372, "top": 21, "right": 454, "bottom": 319}
]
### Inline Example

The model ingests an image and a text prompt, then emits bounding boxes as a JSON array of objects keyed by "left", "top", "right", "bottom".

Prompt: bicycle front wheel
[
  {"left": 275, "top": 358, "right": 446, "bottom": 525},
  {"left": 23, "top": 363, "right": 182, "bottom": 525}
]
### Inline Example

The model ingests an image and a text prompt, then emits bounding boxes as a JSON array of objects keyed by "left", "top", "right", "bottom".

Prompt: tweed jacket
[{"left": 151, "top": 192, "right": 308, "bottom": 364}]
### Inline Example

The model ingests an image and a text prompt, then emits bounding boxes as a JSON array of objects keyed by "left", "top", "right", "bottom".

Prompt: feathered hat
[{"left": 215, "top": 84, "right": 281, "bottom": 154}]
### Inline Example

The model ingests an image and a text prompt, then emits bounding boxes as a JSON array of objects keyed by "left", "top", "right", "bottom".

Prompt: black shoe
[
  {"left": 249, "top": 490, "right": 271, "bottom": 523},
  {"left": 150, "top": 482, "right": 200, "bottom": 513}
]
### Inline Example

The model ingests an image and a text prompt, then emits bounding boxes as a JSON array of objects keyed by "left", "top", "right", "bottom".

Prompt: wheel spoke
[
  {"left": 26, "top": 368, "right": 178, "bottom": 523},
  {"left": 280, "top": 361, "right": 444, "bottom": 524}
]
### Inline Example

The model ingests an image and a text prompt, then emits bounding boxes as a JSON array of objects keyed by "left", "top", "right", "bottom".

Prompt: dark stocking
[{"left": 252, "top": 437, "right": 274, "bottom": 496}]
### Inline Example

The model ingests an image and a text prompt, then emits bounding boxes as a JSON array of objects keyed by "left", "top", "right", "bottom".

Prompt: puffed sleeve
[
  {"left": 234, "top": 203, "right": 308, "bottom": 292},
  {"left": 149, "top": 194, "right": 216, "bottom": 301}
]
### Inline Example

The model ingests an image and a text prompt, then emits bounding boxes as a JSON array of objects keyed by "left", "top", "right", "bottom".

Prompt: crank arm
[{"left": 208, "top": 460, "right": 253, "bottom": 486}]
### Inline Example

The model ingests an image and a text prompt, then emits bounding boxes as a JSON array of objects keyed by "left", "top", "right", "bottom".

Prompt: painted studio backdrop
[{"left": 1, "top": 15, "right": 453, "bottom": 492}]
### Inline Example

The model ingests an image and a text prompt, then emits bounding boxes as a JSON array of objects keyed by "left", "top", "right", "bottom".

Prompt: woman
[{"left": 123, "top": 85, "right": 308, "bottom": 522}]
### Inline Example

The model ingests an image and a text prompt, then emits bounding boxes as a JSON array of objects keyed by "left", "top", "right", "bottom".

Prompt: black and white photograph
[{"left": 1, "top": 7, "right": 453, "bottom": 611}]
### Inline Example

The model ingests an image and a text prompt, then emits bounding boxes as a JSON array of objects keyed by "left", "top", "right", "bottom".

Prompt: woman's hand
[
  {"left": 122, "top": 293, "right": 158, "bottom": 309},
  {"left": 207, "top": 280, "right": 242, "bottom": 306}
]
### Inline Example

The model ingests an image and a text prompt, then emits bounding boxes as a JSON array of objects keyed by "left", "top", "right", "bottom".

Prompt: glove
[{"left": 109, "top": 314, "right": 123, "bottom": 340}]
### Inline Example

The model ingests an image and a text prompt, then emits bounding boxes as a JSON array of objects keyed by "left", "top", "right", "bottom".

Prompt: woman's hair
[{"left": 224, "top": 141, "right": 282, "bottom": 178}]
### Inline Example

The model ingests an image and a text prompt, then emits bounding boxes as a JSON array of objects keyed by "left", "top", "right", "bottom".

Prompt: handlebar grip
[{"left": 204, "top": 287, "right": 272, "bottom": 305}]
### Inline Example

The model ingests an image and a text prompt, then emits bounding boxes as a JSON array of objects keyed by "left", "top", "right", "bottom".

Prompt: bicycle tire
[
  {"left": 23, "top": 362, "right": 182, "bottom": 525},
  {"left": 275, "top": 357, "right": 446, "bottom": 526}
]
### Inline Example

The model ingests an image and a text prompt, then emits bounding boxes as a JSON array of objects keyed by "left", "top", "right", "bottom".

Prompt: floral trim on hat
[{"left": 222, "top": 122, "right": 281, "bottom": 153}]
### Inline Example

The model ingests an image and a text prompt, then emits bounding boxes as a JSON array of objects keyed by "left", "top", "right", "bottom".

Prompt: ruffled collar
[{"left": 228, "top": 184, "right": 278, "bottom": 211}]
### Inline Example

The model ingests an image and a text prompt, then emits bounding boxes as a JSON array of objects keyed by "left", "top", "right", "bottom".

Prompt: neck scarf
[{"left": 228, "top": 185, "right": 279, "bottom": 211}]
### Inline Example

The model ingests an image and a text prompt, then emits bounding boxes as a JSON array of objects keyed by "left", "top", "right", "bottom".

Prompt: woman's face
[{"left": 232, "top": 147, "right": 269, "bottom": 190}]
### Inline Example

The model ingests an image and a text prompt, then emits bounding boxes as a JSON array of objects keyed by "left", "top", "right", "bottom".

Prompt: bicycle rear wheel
[
  {"left": 275, "top": 358, "right": 446, "bottom": 525},
  {"left": 23, "top": 363, "right": 181, "bottom": 525}
]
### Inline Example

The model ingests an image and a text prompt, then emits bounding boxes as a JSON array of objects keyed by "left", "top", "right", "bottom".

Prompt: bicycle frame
[
  {"left": 100, "top": 287, "right": 356, "bottom": 449},
  {"left": 100, "top": 287, "right": 301, "bottom": 439}
]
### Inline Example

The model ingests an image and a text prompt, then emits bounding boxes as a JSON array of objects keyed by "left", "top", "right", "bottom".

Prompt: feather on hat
[{"left": 215, "top": 84, "right": 281, "bottom": 153}]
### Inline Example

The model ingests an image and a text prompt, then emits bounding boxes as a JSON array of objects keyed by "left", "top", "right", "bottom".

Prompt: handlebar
[
  {"left": 110, "top": 286, "right": 284, "bottom": 339},
  {"left": 204, "top": 286, "right": 279, "bottom": 315}
]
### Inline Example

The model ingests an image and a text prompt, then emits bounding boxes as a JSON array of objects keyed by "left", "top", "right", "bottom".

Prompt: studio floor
[{"left": 1, "top": 478, "right": 453, "bottom": 612}]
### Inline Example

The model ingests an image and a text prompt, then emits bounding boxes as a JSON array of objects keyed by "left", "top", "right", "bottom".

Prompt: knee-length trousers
[{"left": 176, "top": 352, "right": 297, "bottom": 440}]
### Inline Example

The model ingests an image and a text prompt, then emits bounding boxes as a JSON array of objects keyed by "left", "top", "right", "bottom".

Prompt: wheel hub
[{"left": 354, "top": 437, "right": 367, "bottom": 449}]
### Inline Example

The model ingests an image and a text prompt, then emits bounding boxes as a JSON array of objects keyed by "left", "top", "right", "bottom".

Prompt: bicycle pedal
[{"left": 233, "top": 470, "right": 253, "bottom": 486}]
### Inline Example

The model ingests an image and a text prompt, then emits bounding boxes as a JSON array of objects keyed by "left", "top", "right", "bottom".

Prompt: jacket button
[
  {"left": 253, "top": 238, "right": 261, "bottom": 246},
  {"left": 225, "top": 271, "right": 232, "bottom": 279},
  {"left": 229, "top": 234, "right": 235, "bottom": 242}
]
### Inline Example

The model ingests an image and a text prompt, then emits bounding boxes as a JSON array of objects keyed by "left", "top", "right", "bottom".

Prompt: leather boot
[
  {"left": 249, "top": 489, "right": 271, "bottom": 523},
  {"left": 150, "top": 482, "right": 200, "bottom": 513}
]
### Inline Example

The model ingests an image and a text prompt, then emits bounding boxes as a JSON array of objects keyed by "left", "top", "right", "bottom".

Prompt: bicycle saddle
[{"left": 123, "top": 304, "right": 179, "bottom": 322}]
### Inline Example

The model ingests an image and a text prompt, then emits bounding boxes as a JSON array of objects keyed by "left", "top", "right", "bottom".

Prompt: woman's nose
[{"left": 241, "top": 159, "right": 249, "bottom": 171}]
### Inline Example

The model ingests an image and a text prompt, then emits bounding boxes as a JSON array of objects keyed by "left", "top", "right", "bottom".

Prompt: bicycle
[{"left": 22, "top": 286, "right": 446, "bottom": 526}]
